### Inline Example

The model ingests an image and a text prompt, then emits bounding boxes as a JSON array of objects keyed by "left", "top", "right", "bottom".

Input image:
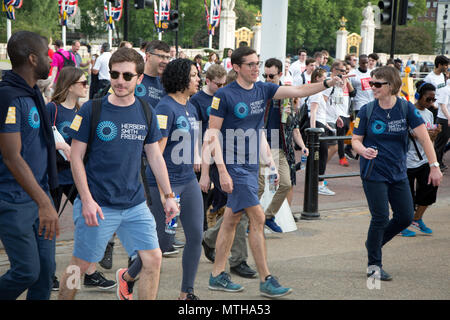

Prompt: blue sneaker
[
  {"left": 208, "top": 272, "right": 244, "bottom": 292},
  {"left": 265, "top": 217, "right": 282, "bottom": 233},
  {"left": 400, "top": 228, "right": 416, "bottom": 237},
  {"left": 411, "top": 219, "right": 432, "bottom": 234},
  {"left": 260, "top": 276, "right": 292, "bottom": 298}
]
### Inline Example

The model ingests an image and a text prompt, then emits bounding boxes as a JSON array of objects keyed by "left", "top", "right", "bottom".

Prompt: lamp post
[{"left": 442, "top": 4, "right": 448, "bottom": 55}]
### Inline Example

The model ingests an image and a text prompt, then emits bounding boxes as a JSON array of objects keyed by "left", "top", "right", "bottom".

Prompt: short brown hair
[
  {"left": 311, "top": 68, "right": 327, "bottom": 83},
  {"left": 305, "top": 58, "right": 316, "bottom": 66},
  {"left": 371, "top": 66, "right": 402, "bottom": 95},
  {"left": 205, "top": 64, "right": 227, "bottom": 81},
  {"left": 109, "top": 48, "right": 144, "bottom": 75}
]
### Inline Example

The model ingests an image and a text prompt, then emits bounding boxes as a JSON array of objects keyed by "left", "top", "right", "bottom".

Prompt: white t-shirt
[
  {"left": 440, "top": 84, "right": 450, "bottom": 120},
  {"left": 280, "top": 71, "right": 293, "bottom": 86},
  {"left": 203, "top": 62, "right": 213, "bottom": 73},
  {"left": 424, "top": 71, "right": 448, "bottom": 120},
  {"left": 309, "top": 91, "right": 327, "bottom": 126},
  {"left": 93, "top": 52, "right": 112, "bottom": 81},
  {"left": 350, "top": 68, "right": 374, "bottom": 111},
  {"left": 290, "top": 60, "right": 307, "bottom": 86},
  {"left": 406, "top": 108, "right": 434, "bottom": 168},
  {"left": 223, "top": 58, "right": 233, "bottom": 73},
  {"left": 323, "top": 86, "right": 351, "bottom": 122}
]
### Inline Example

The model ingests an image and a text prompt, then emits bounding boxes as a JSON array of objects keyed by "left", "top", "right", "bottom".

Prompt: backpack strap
[
  {"left": 136, "top": 97, "right": 153, "bottom": 206},
  {"left": 52, "top": 102, "right": 58, "bottom": 126}
]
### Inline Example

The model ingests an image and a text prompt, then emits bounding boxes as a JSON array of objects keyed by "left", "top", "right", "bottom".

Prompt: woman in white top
[
  {"left": 309, "top": 68, "right": 336, "bottom": 196},
  {"left": 401, "top": 81, "right": 441, "bottom": 237},
  {"left": 203, "top": 52, "right": 219, "bottom": 73}
]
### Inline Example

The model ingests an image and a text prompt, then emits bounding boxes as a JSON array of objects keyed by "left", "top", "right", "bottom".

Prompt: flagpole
[
  {"left": 108, "top": 2, "right": 113, "bottom": 47},
  {"left": 6, "top": 18, "right": 11, "bottom": 43},
  {"left": 62, "top": 0, "right": 67, "bottom": 47},
  {"left": 158, "top": 0, "right": 162, "bottom": 40},
  {"left": 208, "top": 0, "right": 213, "bottom": 49}
]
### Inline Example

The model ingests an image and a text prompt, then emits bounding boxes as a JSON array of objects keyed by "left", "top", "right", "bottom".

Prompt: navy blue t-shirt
[
  {"left": 353, "top": 98, "right": 424, "bottom": 183},
  {"left": 134, "top": 74, "right": 166, "bottom": 109},
  {"left": 265, "top": 99, "right": 282, "bottom": 148},
  {"left": 189, "top": 90, "right": 213, "bottom": 141},
  {"left": 210, "top": 81, "right": 279, "bottom": 181},
  {"left": 147, "top": 95, "right": 199, "bottom": 186},
  {"left": 0, "top": 97, "right": 49, "bottom": 203},
  {"left": 47, "top": 102, "right": 77, "bottom": 185},
  {"left": 67, "top": 96, "right": 162, "bottom": 209}
]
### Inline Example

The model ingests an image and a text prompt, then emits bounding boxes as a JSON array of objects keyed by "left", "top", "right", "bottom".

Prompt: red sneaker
[
  {"left": 339, "top": 157, "right": 349, "bottom": 167},
  {"left": 116, "top": 268, "right": 133, "bottom": 300}
]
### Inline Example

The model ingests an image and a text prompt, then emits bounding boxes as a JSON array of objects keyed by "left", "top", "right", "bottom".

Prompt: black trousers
[{"left": 434, "top": 118, "right": 450, "bottom": 166}]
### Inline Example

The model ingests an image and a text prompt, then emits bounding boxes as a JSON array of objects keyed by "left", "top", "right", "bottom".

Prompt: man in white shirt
[
  {"left": 350, "top": 54, "right": 373, "bottom": 116},
  {"left": 296, "top": 58, "right": 317, "bottom": 106},
  {"left": 92, "top": 43, "right": 112, "bottom": 97},
  {"left": 289, "top": 49, "right": 307, "bottom": 84},
  {"left": 425, "top": 55, "right": 450, "bottom": 169}
]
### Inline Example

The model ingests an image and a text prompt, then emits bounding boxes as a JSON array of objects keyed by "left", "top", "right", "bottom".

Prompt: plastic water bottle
[
  {"left": 268, "top": 166, "right": 277, "bottom": 193},
  {"left": 281, "top": 98, "right": 290, "bottom": 123},
  {"left": 165, "top": 195, "right": 180, "bottom": 234}
]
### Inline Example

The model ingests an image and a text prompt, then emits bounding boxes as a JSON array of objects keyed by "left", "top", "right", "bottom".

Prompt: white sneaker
[{"left": 318, "top": 185, "right": 336, "bottom": 196}]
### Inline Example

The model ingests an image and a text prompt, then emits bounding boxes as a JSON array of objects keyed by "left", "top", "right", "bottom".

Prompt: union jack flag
[
  {"left": 58, "top": 0, "right": 78, "bottom": 26},
  {"left": 2, "top": 0, "right": 23, "bottom": 20},
  {"left": 104, "top": 0, "right": 123, "bottom": 30},
  {"left": 154, "top": 0, "right": 171, "bottom": 31},
  {"left": 204, "top": 0, "right": 221, "bottom": 35}
]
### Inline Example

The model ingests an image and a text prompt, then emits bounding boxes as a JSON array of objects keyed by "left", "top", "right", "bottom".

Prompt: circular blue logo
[
  {"left": 96, "top": 121, "right": 118, "bottom": 141},
  {"left": 57, "top": 121, "right": 72, "bottom": 139},
  {"left": 371, "top": 120, "right": 387, "bottom": 135},
  {"left": 28, "top": 106, "right": 40, "bottom": 129},
  {"left": 135, "top": 84, "right": 146, "bottom": 97},
  {"left": 414, "top": 109, "right": 422, "bottom": 118},
  {"left": 206, "top": 106, "right": 212, "bottom": 117},
  {"left": 176, "top": 116, "right": 190, "bottom": 132},
  {"left": 234, "top": 102, "right": 249, "bottom": 119}
]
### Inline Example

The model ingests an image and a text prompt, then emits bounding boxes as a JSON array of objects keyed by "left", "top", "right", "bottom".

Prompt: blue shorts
[
  {"left": 226, "top": 166, "right": 260, "bottom": 213},
  {"left": 73, "top": 199, "right": 159, "bottom": 263}
]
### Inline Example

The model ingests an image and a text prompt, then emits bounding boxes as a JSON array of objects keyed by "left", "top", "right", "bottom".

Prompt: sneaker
[
  {"left": 99, "top": 242, "right": 114, "bottom": 269},
  {"left": 344, "top": 148, "right": 356, "bottom": 160},
  {"left": 367, "top": 267, "right": 393, "bottom": 281},
  {"left": 208, "top": 272, "right": 244, "bottom": 292},
  {"left": 339, "top": 157, "right": 349, "bottom": 167},
  {"left": 400, "top": 228, "right": 416, "bottom": 237},
  {"left": 178, "top": 292, "right": 200, "bottom": 300},
  {"left": 173, "top": 239, "right": 185, "bottom": 248},
  {"left": 265, "top": 217, "right": 282, "bottom": 233},
  {"left": 52, "top": 275, "right": 59, "bottom": 291},
  {"left": 162, "top": 246, "right": 179, "bottom": 257},
  {"left": 411, "top": 219, "right": 433, "bottom": 234},
  {"left": 202, "top": 240, "right": 215, "bottom": 263},
  {"left": 318, "top": 185, "right": 336, "bottom": 196},
  {"left": 116, "top": 268, "right": 134, "bottom": 300},
  {"left": 260, "top": 275, "right": 292, "bottom": 298},
  {"left": 84, "top": 271, "right": 116, "bottom": 290}
]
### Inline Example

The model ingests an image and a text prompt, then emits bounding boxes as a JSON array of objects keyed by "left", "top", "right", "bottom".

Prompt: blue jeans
[
  {"left": 0, "top": 199, "right": 56, "bottom": 300},
  {"left": 362, "top": 179, "right": 414, "bottom": 268}
]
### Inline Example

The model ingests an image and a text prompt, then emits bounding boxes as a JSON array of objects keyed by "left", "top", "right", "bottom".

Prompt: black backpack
[{"left": 55, "top": 51, "right": 76, "bottom": 68}]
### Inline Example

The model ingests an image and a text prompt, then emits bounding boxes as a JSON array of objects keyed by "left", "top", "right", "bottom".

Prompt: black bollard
[{"left": 301, "top": 127, "right": 324, "bottom": 220}]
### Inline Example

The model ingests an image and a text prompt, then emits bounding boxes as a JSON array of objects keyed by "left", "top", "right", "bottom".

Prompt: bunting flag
[
  {"left": 203, "top": 0, "right": 221, "bottom": 36},
  {"left": 103, "top": 0, "right": 123, "bottom": 31},
  {"left": 2, "top": 0, "right": 23, "bottom": 20},
  {"left": 58, "top": 0, "right": 78, "bottom": 26},
  {"left": 153, "top": 0, "right": 171, "bottom": 32}
]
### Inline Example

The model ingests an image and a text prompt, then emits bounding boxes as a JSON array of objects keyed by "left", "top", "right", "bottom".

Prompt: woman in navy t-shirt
[
  {"left": 149, "top": 59, "right": 203, "bottom": 300},
  {"left": 48, "top": 67, "right": 88, "bottom": 212},
  {"left": 352, "top": 66, "right": 442, "bottom": 281}
]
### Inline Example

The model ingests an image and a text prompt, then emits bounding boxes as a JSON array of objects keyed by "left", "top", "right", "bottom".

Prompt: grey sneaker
[
  {"left": 208, "top": 272, "right": 244, "bottom": 292},
  {"left": 260, "top": 275, "right": 292, "bottom": 298},
  {"left": 318, "top": 185, "right": 336, "bottom": 196},
  {"left": 84, "top": 271, "right": 116, "bottom": 290}
]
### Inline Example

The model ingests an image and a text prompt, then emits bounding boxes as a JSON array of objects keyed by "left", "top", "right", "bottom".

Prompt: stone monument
[
  {"left": 219, "top": 0, "right": 237, "bottom": 51},
  {"left": 252, "top": 11, "right": 262, "bottom": 54},
  {"left": 360, "top": 2, "right": 376, "bottom": 55},
  {"left": 336, "top": 16, "right": 349, "bottom": 60}
]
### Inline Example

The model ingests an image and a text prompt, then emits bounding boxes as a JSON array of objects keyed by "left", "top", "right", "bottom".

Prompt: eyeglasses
[
  {"left": 336, "top": 68, "right": 346, "bottom": 73},
  {"left": 148, "top": 51, "right": 171, "bottom": 61},
  {"left": 110, "top": 71, "right": 139, "bottom": 81},
  {"left": 212, "top": 80, "right": 225, "bottom": 88},
  {"left": 74, "top": 80, "right": 88, "bottom": 87},
  {"left": 425, "top": 97, "right": 437, "bottom": 102},
  {"left": 323, "top": 57, "right": 329, "bottom": 60},
  {"left": 369, "top": 81, "right": 389, "bottom": 88},
  {"left": 240, "top": 61, "right": 262, "bottom": 69},
  {"left": 262, "top": 73, "right": 277, "bottom": 80}
]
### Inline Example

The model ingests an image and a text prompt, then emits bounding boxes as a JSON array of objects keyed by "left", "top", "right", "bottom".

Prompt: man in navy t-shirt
[
  {"left": 202, "top": 46, "right": 344, "bottom": 298},
  {"left": 134, "top": 40, "right": 169, "bottom": 109},
  {"left": 58, "top": 48, "right": 178, "bottom": 301},
  {"left": 0, "top": 31, "right": 59, "bottom": 300}
]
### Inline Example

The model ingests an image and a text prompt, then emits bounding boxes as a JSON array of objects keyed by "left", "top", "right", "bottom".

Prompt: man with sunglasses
[
  {"left": 58, "top": 48, "right": 179, "bottom": 300},
  {"left": 135, "top": 40, "right": 170, "bottom": 109},
  {"left": 202, "top": 46, "right": 344, "bottom": 298}
]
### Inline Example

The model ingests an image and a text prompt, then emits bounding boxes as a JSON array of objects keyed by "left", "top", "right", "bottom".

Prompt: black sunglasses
[
  {"left": 110, "top": 71, "right": 138, "bottom": 81},
  {"left": 262, "top": 73, "right": 277, "bottom": 80},
  {"left": 148, "top": 51, "right": 171, "bottom": 61},
  {"left": 212, "top": 80, "right": 225, "bottom": 88},
  {"left": 425, "top": 97, "right": 437, "bottom": 102},
  {"left": 369, "top": 81, "right": 388, "bottom": 88},
  {"left": 74, "top": 80, "right": 88, "bottom": 87}
]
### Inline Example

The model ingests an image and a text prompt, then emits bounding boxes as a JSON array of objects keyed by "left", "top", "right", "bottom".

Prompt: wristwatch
[
  {"left": 164, "top": 192, "right": 176, "bottom": 199},
  {"left": 323, "top": 79, "right": 330, "bottom": 88},
  {"left": 429, "top": 162, "right": 440, "bottom": 168}
]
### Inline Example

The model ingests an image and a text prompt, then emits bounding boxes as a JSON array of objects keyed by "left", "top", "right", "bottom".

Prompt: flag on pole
[
  {"left": 58, "top": 0, "right": 78, "bottom": 26},
  {"left": 104, "top": 0, "right": 123, "bottom": 31},
  {"left": 154, "top": 0, "right": 170, "bottom": 32},
  {"left": 204, "top": 0, "right": 221, "bottom": 36},
  {"left": 2, "top": 0, "right": 23, "bottom": 20}
]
